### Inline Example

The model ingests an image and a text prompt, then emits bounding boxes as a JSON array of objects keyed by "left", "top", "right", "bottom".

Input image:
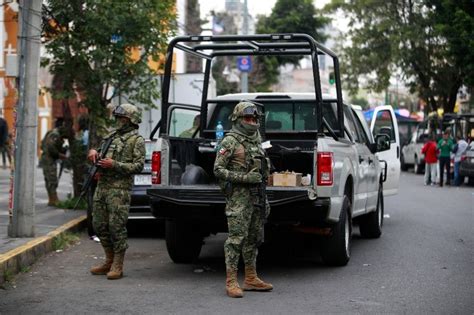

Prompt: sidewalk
[{"left": 0, "top": 166, "right": 86, "bottom": 284}]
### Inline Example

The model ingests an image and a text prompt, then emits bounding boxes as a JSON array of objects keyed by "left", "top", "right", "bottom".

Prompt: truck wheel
[
  {"left": 414, "top": 156, "right": 423, "bottom": 174},
  {"left": 400, "top": 154, "right": 408, "bottom": 171},
  {"left": 320, "top": 196, "right": 351, "bottom": 266},
  {"left": 359, "top": 185, "right": 383, "bottom": 238},
  {"left": 413, "top": 156, "right": 420, "bottom": 174},
  {"left": 165, "top": 219, "right": 203, "bottom": 263}
]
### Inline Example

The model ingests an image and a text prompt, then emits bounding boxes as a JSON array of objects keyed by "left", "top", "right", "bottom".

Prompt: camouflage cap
[
  {"left": 229, "top": 101, "right": 261, "bottom": 122},
  {"left": 113, "top": 103, "right": 142, "bottom": 125}
]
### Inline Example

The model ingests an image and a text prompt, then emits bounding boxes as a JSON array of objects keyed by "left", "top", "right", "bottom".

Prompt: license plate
[{"left": 134, "top": 174, "right": 151, "bottom": 186}]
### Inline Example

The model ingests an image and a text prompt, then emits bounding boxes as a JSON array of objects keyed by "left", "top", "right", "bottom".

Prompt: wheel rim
[{"left": 414, "top": 158, "right": 418, "bottom": 173}]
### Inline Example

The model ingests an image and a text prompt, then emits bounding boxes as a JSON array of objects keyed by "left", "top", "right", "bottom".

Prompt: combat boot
[
  {"left": 243, "top": 266, "right": 273, "bottom": 291},
  {"left": 90, "top": 248, "right": 114, "bottom": 275},
  {"left": 107, "top": 251, "right": 125, "bottom": 280},
  {"left": 48, "top": 192, "right": 60, "bottom": 206},
  {"left": 226, "top": 270, "right": 243, "bottom": 298}
]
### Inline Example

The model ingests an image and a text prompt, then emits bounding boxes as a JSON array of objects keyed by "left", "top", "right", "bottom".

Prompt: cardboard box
[{"left": 272, "top": 172, "right": 302, "bottom": 187}]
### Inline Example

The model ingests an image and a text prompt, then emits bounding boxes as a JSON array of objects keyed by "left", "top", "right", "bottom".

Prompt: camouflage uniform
[
  {"left": 40, "top": 127, "right": 65, "bottom": 203},
  {"left": 92, "top": 119, "right": 145, "bottom": 254},
  {"left": 214, "top": 102, "right": 273, "bottom": 298},
  {"left": 214, "top": 131, "right": 269, "bottom": 270}
]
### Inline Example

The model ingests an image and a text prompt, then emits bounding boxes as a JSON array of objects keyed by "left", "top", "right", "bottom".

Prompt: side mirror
[{"left": 374, "top": 134, "right": 391, "bottom": 153}]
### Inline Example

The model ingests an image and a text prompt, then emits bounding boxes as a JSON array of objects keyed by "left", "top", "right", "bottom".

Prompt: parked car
[
  {"left": 129, "top": 139, "right": 155, "bottom": 220},
  {"left": 459, "top": 142, "right": 474, "bottom": 185}
]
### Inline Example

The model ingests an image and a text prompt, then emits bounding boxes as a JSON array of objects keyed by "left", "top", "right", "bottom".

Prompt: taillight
[
  {"left": 317, "top": 152, "right": 333, "bottom": 186},
  {"left": 151, "top": 151, "right": 161, "bottom": 184},
  {"left": 461, "top": 155, "right": 467, "bottom": 162}
]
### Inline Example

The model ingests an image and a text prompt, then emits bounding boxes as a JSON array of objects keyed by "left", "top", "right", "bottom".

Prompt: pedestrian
[
  {"left": 214, "top": 101, "right": 273, "bottom": 298},
  {"left": 0, "top": 116, "right": 9, "bottom": 169},
  {"left": 421, "top": 134, "right": 438, "bottom": 185},
  {"left": 88, "top": 103, "right": 145, "bottom": 280},
  {"left": 437, "top": 130, "right": 454, "bottom": 187},
  {"left": 453, "top": 135, "right": 468, "bottom": 186},
  {"left": 40, "top": 119, "right": 67, "bottom": 206}
]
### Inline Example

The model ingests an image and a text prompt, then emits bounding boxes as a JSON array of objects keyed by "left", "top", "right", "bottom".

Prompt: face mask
[
  {"left": 241, "top": 121, "right": 259, "bottom": 132},
  {"left": 115, "top": 118, "right": 128, "bottom": 130}
]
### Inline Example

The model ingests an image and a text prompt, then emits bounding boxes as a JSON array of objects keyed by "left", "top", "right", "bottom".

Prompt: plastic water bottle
[{"left": 216, "top": 121, "right": 224, "bottom": 149}]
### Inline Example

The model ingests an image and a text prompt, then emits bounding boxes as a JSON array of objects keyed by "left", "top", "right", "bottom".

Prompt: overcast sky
[{"left": 199, "top": 0, "right": 330, "bottom": 19}]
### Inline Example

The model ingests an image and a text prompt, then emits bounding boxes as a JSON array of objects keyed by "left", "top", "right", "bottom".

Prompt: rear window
[{"left": 207, "top": 100, "right": 337, "bottom": 132}]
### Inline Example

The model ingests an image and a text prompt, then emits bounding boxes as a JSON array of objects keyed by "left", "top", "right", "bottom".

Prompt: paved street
[{"left": 0, "top": 172, "right": 473, "bottom": 314}]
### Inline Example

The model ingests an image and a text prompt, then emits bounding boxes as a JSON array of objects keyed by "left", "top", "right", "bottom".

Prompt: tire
[
  {"left": 320, "top": 196, "right": 352, "bottom": 266},
  {"left": 359, "top": 185, "right": 383, "bottom": 238},
  {"left": 165, "top": 219, "right": 203, "bottom": 263},
  {"left": 400, "top": 154, "right": 408, "bottom": 171},
  {"left": 414, "top": 156, "right": 423, "bottom": 174}
]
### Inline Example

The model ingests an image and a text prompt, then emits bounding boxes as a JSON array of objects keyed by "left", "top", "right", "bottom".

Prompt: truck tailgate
[{"left": 147, "top": 185, "right": 313, "bottom": 207}]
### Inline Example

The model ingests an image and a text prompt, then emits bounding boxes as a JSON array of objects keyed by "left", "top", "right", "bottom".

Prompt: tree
[
  {"left": 327, "top": 0, "right": 472, "bottom": 113},
  {"left": 43, "top": 1, "right": 176, "bottom": 143},
  {"left": 253, "top": 0, "right": 329, "bottom": 91},
  {"left": 42, "top": 0, "right": 176, "bottom": 196}
]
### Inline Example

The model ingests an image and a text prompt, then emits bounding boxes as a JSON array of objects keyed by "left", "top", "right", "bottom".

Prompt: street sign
[{"left": 237, "top": 56, "right": 252, "bottom": 72}]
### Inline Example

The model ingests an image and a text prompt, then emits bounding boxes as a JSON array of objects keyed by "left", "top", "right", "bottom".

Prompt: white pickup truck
[{"left": 147, "top": 34, "right": 400, "bottom": 266}]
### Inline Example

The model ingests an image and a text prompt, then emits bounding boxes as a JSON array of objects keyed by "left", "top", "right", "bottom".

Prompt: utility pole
[
  {"left": 241, "top": 0, "right": 249, "bottom": 93},
  {"left": 8, "top": 0, "right": 42, "bottom": 237}
]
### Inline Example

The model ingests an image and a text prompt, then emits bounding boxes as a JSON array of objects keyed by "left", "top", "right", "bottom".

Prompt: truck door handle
[{"left": 359, "top": 156, "right": 364, "bottom": 163}]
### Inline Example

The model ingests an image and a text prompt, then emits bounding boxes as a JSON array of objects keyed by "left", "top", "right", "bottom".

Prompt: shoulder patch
[{"left": 219, "top": 147, "right": 227, "bottom": 155}]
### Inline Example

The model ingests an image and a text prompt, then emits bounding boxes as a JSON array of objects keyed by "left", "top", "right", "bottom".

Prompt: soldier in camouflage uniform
[
  {"left": 40, "top": 119, "right": 67, "bottom": 206},
  {"left": 88, "top": 104, "right": 145, "bottom": 280},
  {"left": 214, "top": 101, "right": 273, "bottom": 298}
]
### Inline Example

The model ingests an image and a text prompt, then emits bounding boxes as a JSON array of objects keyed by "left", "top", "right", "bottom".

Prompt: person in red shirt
[{"left": 421, "top": 135, "right": 439, "bottom": 185}]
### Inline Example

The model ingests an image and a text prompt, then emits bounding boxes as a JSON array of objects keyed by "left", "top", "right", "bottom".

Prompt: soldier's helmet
[
  {"left": 229, "top": 101, "right": 262, "bottom": 122},
  {"left": 113, "top": 103, "right": 142, "bottom": 125}
]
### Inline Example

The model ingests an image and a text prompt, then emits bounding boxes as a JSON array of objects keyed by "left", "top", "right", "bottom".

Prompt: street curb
[{"left": 0, "top": 215, "right": 86, "bottom": 285}]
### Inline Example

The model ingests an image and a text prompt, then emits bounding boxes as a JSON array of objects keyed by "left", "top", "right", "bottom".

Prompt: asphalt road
[{"left": 1, "top": 172, "right": 473, "bottom": 314}]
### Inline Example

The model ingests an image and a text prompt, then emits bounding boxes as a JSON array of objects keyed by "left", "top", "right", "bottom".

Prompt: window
[
  {"left": 208, "top": 100, "right": 338, "bottom": 133},
  {"left": 372, "top": 110, "right": 396, "bottom": 142},
  {"left": 169, "top": 108, "right": 200, "bottom": 137},
  {"left": 343, "top": 106, "right": 359, "bottom": 142},
  {"left": 352, "top": 110, "right": 370, "bottom": 144}
]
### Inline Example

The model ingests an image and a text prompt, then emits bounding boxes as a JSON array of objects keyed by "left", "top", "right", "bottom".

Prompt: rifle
[
  {"left": 73, "top": 136, "right": 114, "bottom": 209},
  {"left": 252, "top": 156, "right": 268, "bottom": 244}
]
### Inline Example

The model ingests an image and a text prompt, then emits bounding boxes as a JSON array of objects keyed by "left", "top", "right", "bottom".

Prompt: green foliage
[
  {"left": 55, "top": 196, "right": 87, "bottom": 210},
  {"left": 52, "top": 232, "right": 80, "bottom": 251},
  {"left": 327, "top": 0, "right": 472, "bottom": 113},
  {"left": 350, "top": 96, "right": 369, "bottom": 109},
  {"left": 20, "top": 266, "right": 31, "bottom": 274},
  {"left": 3, "top": 269, "right": 13, "bottom": 283},
  {"left": 252, "top": 0, "right": 329, "bottom": 90},
  {"left": 42, "top": 0, "right": 177, "bottom": 121}
]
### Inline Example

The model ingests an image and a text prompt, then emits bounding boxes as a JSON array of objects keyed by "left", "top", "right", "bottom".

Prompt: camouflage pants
[
  {"left": 92, "top": 186, "right": 130, "bottom": 253},
  {"left": 224, "top": 185, "right": 269, "bottom": 271},
  {"left": 42, "top": 159, "right": 58, "bottom": 196}
]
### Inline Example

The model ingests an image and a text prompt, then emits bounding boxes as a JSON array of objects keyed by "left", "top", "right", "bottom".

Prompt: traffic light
[{"left": 329, "top": 71, "right": 335, "bottom": 85}]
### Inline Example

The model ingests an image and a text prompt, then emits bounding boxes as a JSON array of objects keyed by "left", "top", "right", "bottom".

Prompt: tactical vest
[
  {"left": 99, "top": 129, "right": 142, "bottom": 188},
  {"left": 226, "top": 132, "right": 268, "bottom": 175}
]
